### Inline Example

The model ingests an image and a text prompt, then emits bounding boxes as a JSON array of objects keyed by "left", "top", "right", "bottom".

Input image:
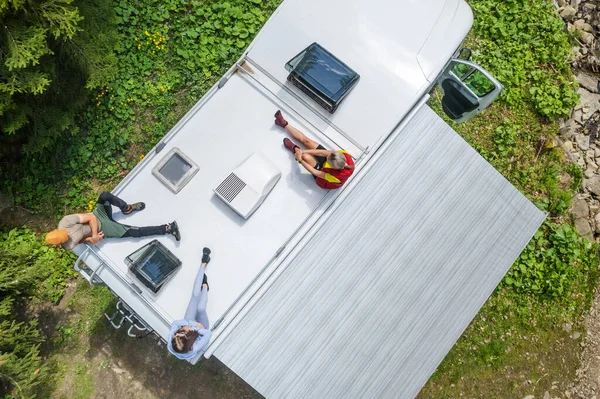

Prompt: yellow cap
[{"left": 45, "top": 229, "right": 69, "bottom": 245}]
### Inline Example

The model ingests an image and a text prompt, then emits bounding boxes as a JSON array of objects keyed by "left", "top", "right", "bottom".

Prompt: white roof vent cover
[{"left": 214, "top": 153, "right": 281, "bottom": 219}]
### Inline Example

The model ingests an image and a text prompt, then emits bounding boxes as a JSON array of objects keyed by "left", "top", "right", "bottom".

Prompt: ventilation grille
[{"left": 215, "top": 173, "right": 246, "bottom": 203}]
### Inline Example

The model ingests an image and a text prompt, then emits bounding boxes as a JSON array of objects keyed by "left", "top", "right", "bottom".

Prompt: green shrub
[
  {"left": 502, "top": 222, "right": 599, "bottom": 300},
  {"left": 468, "top": 0, "right": 579, "bottom": 119},
  {"left": 0, "top": 228, "right": 76, "bottom": 397},
  {"left": 1, "top": 0, "right": 283, "bottom": 217}
]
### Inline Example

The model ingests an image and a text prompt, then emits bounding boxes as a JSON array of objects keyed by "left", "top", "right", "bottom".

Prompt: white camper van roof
[
  {"left": 73, "top": 0, "right": 545, "bottom": 397},
  {"left": 75, "top": 0, "right": 474, "bottom": 341},
  {"left": 246, "top": 0, "right": 473, "bottom": 148}
]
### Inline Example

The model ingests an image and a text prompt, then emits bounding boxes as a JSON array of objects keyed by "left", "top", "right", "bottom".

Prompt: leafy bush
[
  {"left": 2, "top": 0, "right": 282, "bottom": 217},
  {"left": 468, "top": 0, "right": 579, "bottom": 119},
  {"left": 0, "top": 0, "right": 118, "bottom": 156},
  {"left": 502, "top": 222, "right": 599, "bottom": 299},
  {"left": 0, "top": 228, "right": 76, "bottom": 398}
]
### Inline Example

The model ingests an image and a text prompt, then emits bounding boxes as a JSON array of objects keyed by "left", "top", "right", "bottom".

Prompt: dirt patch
[
  {"left": 574, "top": 285, "right": 600, "bottom": 398},
  {"left": 51, "top": 331, "right": 262, "bottom": 399},
  {"left": 0, "top": 206, "right": 55, "bottom": 233},
  {"left": 41, "top": 283, "right": 261, "bottom": 399}
]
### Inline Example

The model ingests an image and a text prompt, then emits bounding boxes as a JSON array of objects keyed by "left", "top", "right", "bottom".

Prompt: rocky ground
[{"left": 556, "top": 1, "right": 600, "bottom": 398}]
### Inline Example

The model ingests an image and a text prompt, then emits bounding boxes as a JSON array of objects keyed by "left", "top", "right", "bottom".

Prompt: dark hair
[{"left": 172, "top": 328, "right": 200, "bottom": 353}]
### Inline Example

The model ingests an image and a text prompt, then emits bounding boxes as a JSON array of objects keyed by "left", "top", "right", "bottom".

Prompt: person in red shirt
[{"left": 274, "top": 110, "right": 355, "bottom": 189}]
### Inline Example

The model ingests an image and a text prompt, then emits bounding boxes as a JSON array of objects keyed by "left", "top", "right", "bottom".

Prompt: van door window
[{"left": 436, "top": 56, "right": 503, "bottom": 123}]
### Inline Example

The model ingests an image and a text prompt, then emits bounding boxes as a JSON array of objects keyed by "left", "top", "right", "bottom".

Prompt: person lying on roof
[
  {"left": 168, "top": 247, "right": 213, "bottom": 360},
  {"left": 274, "top": 110, "right": 355, "bottom": 189},
  {"left": 45, "top": 191, "right": 181, "bottom": 250}
]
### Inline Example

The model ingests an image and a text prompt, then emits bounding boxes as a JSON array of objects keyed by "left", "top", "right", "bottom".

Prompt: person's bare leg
[
  {"left": 298, "top": 149, "right": 318, "bottom": 167},
  {"left": 285, "top": 124, "right": 319, "bottom": 150}
]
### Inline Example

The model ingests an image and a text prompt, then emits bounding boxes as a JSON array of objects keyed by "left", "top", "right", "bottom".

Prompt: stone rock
[
  {"left": 583, "top": 2, "right": 596, "bottom": 10},
  {"left": 587, "top": 149, "right": 596, "bottom": 158},
  {"left": 544, "top": 392, "right": 550, "bottom": 399},
  {"left": 581, "top": 31, "right": 595, "bottom": 46},
  {"left": 561, "top": 5, "right": 578, "bottom": 20},
  {"left": 564, "top": 140, "right": 575, "bottom": 151},
  {"left": 582, "top": 46, "right": 589, "bottom": 55},
  {"left": 575, "top": 218, "right": 594, "bottom": 240},
  {"left": 578, "top": 157, "right": 587, "bottom": 167},
  {"left": 558, "top": 0, "right": 567, "bottom": 6},
  {"left": 0, "top": 193, "right": 13, "bottom": 213},
  {"left": 571, "top": 197, "right": 590, "bottom": 218},
  {"left": 586, "top": 176, "right": 600, "bottom": 196},
  {"left": 574, "top": 88, "right": 600, "bottom": 124},
  {"left": 524, "top": 396, "right": 535, "bottom": 399},
  {"left": 572, "top": 331, "right": 581, "bottom": 339},
  {"left": 564, "top": 323, "right": 573, "bottom": 332},
  {"left": 560, "top": 119, "right": 579, "bottom": 139},
  {"left": 576, "top": 133, "right": 591, "bottom": 150},
  {"left": 586, "top": 157, "right": 597, "bottom": 169},
  {"left": 585, "top": 167, "right": 596, "bottom": 178},
  {"left": 574, "top": 109, "right": 585, "bottom": 123},
  {"left": 575, "top": 18, "right": 595, "bottom": 32},
  {"left": 595, "top": 147, "right": 600, "bottom": 157},
  {"left": 595, "top": 213, "right": 600, "bottom": 233},
  {"left": 577, "top": 73, "right": 599, "bottom": 93}
]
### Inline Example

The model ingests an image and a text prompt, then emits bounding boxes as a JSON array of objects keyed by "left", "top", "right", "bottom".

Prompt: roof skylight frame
[{"left": 152, "top": 147, "right": 199, "bottom": 194}]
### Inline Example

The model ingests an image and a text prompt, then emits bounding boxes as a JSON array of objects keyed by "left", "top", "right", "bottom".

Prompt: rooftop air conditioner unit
[{"left": 213, "top": 153, "right": 281, "bottom": 219}]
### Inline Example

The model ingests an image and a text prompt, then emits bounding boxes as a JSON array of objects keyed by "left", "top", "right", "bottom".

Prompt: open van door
[{"left": 436, "top": 55, "right": 503, "bottom": 123}]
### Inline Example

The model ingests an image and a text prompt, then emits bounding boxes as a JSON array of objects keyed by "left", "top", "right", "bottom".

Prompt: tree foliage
[
  {"left": 0, "top": 0, "right": 118, "bottom": 157},
  {"left": 0, "top": 228, "right": 75, "bottom": 398}
]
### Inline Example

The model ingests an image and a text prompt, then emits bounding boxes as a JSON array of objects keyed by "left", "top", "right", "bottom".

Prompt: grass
[
  {"left": 35, "top": 283, "right": 116, "bottom": 399},
  {"left": 2, "top": 0, "right": 598, "bottom": 397},
  {"left": 416, "top": 37, "right": 597, "bottom": 396},
  {"left": 418, "top": 288, "right": 586, "bottom": 398}
]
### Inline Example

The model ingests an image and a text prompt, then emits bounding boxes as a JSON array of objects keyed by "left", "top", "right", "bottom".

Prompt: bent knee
[{"left": 97, "top": 192, "right": 111, "bottom": 203}]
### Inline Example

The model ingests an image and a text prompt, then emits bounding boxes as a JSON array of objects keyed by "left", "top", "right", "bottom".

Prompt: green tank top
[{"left": 93, "top": 203, "right": 128, "bottom": 238}]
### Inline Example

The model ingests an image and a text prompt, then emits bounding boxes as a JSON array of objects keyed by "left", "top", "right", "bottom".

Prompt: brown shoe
[
  {"left": 274, "top": 110, "right": 288, "bottom": 128},
  {"left": 283, "top": 138, "right": 300, "bottom": 154}
]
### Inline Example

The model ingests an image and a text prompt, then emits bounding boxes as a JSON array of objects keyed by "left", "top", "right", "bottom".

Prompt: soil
[
  {"left": 36, "top": 284, "right": 262, "bottom": 399},
  {"left": 0, "top": 207, "right": 55, "bottom": 233},
  {"left": 574, "top": 286, "right": 600, "bottom": 399}
]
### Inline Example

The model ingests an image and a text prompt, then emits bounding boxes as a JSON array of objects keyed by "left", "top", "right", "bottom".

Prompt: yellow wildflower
[{"left": 145, "top": 31, "right": 149, "bottom": 36}]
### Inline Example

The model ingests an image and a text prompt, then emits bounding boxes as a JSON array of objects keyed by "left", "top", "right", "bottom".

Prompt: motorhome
[{"left": 73, "top": 0, "right": 546, "bottom": 397}]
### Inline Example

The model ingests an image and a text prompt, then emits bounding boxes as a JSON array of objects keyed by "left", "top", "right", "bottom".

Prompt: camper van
[{"left": 72, "top": 0, "right": 546, "bottom": 397}]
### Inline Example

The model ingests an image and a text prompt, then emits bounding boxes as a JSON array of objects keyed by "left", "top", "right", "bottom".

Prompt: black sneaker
[
  {"left": 202, "top": 273, "right": 209, "bottom": 291},
  {"left": 202, "top": 247, "right": 211, "bottom": 264},
  {"left": 168, "top": 221, "right": 181, "bottom": 241}
]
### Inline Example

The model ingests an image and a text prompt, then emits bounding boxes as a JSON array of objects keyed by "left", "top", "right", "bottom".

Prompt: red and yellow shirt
[{"left": 316, "top": 150, "right": 355, "bottom": 190}]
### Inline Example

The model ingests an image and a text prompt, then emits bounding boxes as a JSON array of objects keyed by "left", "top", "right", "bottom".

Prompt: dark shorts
[{"left": 313, "top": 144, "right": 328, "bottom": 170}]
